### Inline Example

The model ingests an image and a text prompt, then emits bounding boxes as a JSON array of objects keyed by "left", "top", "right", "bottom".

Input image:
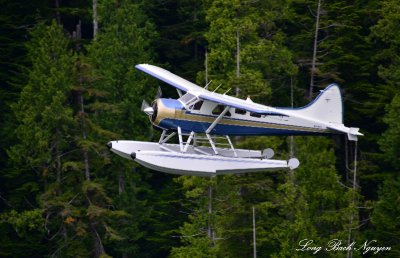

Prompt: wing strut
[
  {"left": 206, "top": 106, "right": 230, "bottom": 134},
  {"left": 204, "top": 106, "right": 231, "bottom": 155}
]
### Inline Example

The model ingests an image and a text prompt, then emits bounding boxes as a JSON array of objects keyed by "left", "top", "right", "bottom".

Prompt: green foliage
[
  {"left": 0, "top": 0, "right": 400, "bottom": 257},
  {"left": 379, "top": 95, "right": 400, "bottom": 168},
  {"left": 87, "top": 1, "right": 163, "bottom": 257},
  {"left": 369, "top": 177, "right": 400, "bottom": 256},
  {"left": 89, "top": 0, "right": 157, "bottom": 140},
  {"left": 8, "top": 20, "right": 75, "bottom": 173},
  {"left": 370, "top": 0, "right": 400, "bottom": 86},
  {"left": 204, "top": 0, "right": 297, "bottom": 103},
  {"left": 1, "top": 209, "right": 45, "bottom": 237}
]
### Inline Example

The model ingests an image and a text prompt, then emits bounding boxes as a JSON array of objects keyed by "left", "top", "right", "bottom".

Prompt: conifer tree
[
  {"left": 204, "top": 0, "right": 296, "bottom": 103},
  {"left": 366, "top": 4, "right": 400, "bottom": 252},
  {"left": 270, "top": 137, "right": 354, "bottom": 256},
  {"left": 369, "top": 94, "right": 400, "bottom": 256},
  {"left": 5, "top": 19, "right": 131, "bottom": 257},
  {"left": 87, "top": 0, "right": 159, "bottom": 256},
  {"left": 172, "top": 1, "right": 297, "bottom": 256},
  {"left": 5, "top": 20, "right": 78, "bottom": 256}
]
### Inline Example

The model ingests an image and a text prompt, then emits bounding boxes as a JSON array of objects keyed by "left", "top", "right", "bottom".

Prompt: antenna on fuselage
[
  {"left": 212, "top": 84, "right": 222, "bottom": 93},
  {"left": 223, "top": 88, "right": 231, "bottom": 95},
  {"left": 204, "top": 80, "right": 212, "bottom": 90}
]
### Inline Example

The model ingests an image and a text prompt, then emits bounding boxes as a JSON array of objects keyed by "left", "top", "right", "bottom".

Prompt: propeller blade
[
  {"left": 141, "top": 100, "right": 154, "bottom": 115},
  {"left": 141, "top": 100, "right": 150, "bottom": 111},
  {"left": 143, "top": 106, "right": 154, "bottom": 116},
  {"left": 155, "top": 86, "right": 162, "bottom": 99}
]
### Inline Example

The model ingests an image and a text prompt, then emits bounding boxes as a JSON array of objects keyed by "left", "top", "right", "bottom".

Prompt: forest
[{"left": 0, "top": 0, "right": 399, "bottom": 257}]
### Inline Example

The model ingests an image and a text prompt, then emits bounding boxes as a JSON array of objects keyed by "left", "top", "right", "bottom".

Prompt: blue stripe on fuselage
[{"left": 159, "top": 118, "right": 326, "bottom": 136}]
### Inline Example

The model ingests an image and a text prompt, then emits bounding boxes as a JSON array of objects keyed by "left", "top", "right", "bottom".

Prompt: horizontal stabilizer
[
  {"left": 328, "top": 125, "right": 363, "bottom": 141},
  {"left": 347, "top": 127, "right": 363, "bottom": 141}
]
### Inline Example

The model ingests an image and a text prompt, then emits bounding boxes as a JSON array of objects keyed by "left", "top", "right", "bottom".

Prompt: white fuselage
[{"left": 151, "top": 98, "right": 332, "bottom": 136}]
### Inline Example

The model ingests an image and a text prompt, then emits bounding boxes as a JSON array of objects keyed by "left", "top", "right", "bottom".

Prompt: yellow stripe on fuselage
[{"left": 154, "top": 99, "right": 328, "bottom": 133}]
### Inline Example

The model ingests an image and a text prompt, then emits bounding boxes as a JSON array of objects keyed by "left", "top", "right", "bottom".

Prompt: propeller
[
  {"left": 140, "top": 87, "right": 162, "bottom": 141},
  {"left": 141, "top": 100, "right": 154, "bottom": 116},
  {"left": 141, "top": 87, "right": 162, "bottom": 116}
]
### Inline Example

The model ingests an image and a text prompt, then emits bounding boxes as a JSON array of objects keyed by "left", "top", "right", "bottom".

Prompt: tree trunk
[
  {"left": 55, "top": 0, "right": 61, "bottom": 25},
  {"left": 252, "top": 206, "right": 257, "bottom": 258},
  {"left": 309, "top": 0, "right": 321, "bottom": 100},
  {"left": 93, "top": 0, "right": 98, "bottom": 39},
  {"left": 205, "top": 50, "right": 208, "bottom": 84},
  {"left": 79, "top": 92, "right": 90, "bottom": 181},
  {"left": 75, "top": 21, "right": 90, "bottom": 181},
  {"left": 55, "top": 129, "right": 62, "bottom": 195},
  {"left": 236, "top": 29, "right": 240, "bottom": 97},
  {"left": 118, "top": 174, "right": 125, "bottom": 194},
  {"left": 207, "top": 184, "right": 215, "bottom": 245},
  {"left": 91, "top": 222, "right": 105, "bottom": 258}
]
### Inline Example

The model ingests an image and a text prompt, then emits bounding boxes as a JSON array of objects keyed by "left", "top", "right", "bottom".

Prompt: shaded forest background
[{"left": 0, "top": 0, "right": 399, "bottom": 257}]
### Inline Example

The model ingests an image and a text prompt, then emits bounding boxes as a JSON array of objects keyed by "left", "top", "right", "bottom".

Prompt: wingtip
[{"left": 135, "top": 63, "right": 144, "bottom": 69}]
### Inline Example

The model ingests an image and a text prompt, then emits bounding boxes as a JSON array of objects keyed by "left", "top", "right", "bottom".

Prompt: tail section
[
  {"left": 297, "top": 84, "right": 343, "bottom": 124},
  {"left": 296, "top": 84, "right": 363, "bottom": 141}
]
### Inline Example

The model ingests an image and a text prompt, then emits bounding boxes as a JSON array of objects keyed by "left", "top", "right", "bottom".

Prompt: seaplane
[{"left": 107, "top": 64, "right": 362, "bottom": 176}]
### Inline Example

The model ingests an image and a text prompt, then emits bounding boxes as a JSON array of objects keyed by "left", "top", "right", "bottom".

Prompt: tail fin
[
  {"left": 291, "top": 84, "right": 362, "bottom": 141},
  {"left": 297, "top": 84, "right": 343, "bottom": 124}
]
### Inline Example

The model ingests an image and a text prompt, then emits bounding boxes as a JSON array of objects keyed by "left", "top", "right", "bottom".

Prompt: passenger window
[
  {"left": 212, "top": 105, "right": 231, "bottom": 117},
  {"left": 235, "top": 108, "right": 246, "bottom": 115},
  {"left": 250, "top": 112, "right": 262, "bottom": 118},
  {"left": 212, "top": 105, "right": 224, "bottom": 115}
]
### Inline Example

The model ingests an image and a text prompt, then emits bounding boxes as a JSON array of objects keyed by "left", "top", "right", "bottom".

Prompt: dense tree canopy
[{"left": 0, "top": 0, "right": 399, "bottom": 257}]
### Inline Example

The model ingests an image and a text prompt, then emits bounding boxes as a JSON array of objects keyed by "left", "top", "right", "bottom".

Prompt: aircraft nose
[{"left": 143, "top": 106, "right": 154, "bottom": 115}]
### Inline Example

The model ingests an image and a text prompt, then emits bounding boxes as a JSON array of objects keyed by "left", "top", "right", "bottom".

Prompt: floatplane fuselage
[
  {"left": 151, "top": 97, "right": 332, "bottom": 137},
  {"left": 108, "top": 64, "right": 362, "bottom": 176}
]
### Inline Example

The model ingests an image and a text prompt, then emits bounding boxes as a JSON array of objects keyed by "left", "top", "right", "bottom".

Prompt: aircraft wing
[
  {"left": 195, "top": 91, "right": 283, "bottom": 115},
  {"left": 136, "top": 64, "right": 205, "bottom": 92},
  {"left": 136, "top": 64, "right": 284, "bottom": 115}
]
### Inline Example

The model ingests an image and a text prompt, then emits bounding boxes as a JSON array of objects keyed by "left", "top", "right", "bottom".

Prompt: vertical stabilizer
[{"left": 296, "top": 84, "right": 343, "bottom": 124}]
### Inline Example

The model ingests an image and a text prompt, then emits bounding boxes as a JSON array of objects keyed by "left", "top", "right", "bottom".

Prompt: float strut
[
  {"left": 177, "top": 126, "right": 184, "bottom": 152},
  {"left": 206, "top": 134, "right": 218, "bottom": 155}
]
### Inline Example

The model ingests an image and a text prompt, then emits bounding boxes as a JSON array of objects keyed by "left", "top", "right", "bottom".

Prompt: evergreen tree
[
  {"left": 169, "top": 177, "right": 218, "bottom": 258},
  {"left": 4, "top": 19, "right": 130, "bottom": 258},
  {"left": 379, "top": 95, "right": 400, "bottom": 169},
  {"left": 0, "top": 1, "right": 399, "bottom": 257},
  {"left": 270, "top": 137, "right": 353, "bottom": 257},
  {"left": 368, "top": 94, "right": 400, "bottom": 256},
  {"left": 149, "top": 0, "right": 207, "bottom": 81},
  {"left": 365, "top": 4, "right": 400, "bottom": 254},
  {"left": 4, "top": 20, "right": 77, "bottom": 256},
  {"left": 88, "top": 0, "right": 161, "bottom": 256},
  {"left": 172, "top": 1, "right": 298, "bottom": 256},
  {"left": 204, "top": 0, "right": 296, "bottom": 103},
  {"left": 369, "top": 177, "right": 400, "bottom": 257}
]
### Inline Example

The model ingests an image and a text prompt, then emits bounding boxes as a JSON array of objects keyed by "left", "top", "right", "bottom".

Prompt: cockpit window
[
  {"left": 179, "top": 93, "right": 197, "bottom": 105},
  {"left": 193, "top": 101, "right": 203, "bottom": 110}
]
